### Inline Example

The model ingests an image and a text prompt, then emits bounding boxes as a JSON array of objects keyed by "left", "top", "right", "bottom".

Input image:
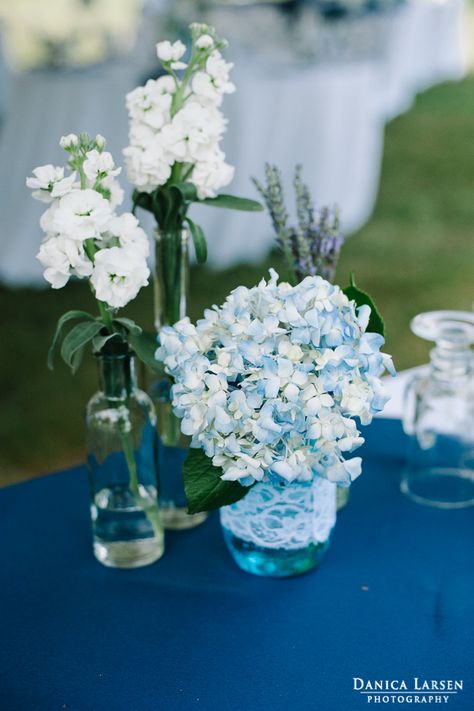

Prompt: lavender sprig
[
  {"left": 252, "top": 164, "right": 297, "bottom": 285},
  {"left": 254, "top": 163, "right": 344, "bottom": 284}
]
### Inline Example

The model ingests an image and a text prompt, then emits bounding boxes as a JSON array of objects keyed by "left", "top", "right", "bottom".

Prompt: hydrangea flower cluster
[
  {"left": 124, "top": 23, "right": 235, "bottom": 199},
  {"left": 27, "top": 133, "right": 150, "bottom": 308},
  {"left": 157, "top": 270, "right": 394, "bottom": 487}
]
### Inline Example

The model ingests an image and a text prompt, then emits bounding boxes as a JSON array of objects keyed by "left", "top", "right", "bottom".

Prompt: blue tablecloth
[{"left": 1, "top": 418, "right": 473, "bottom": 711}]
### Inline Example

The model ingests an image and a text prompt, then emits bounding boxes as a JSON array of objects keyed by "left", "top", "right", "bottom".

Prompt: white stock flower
[
  {"left": 91, "top": 246, "right": 150, "bottom": 308},
  {"left": 123, "top": 143, "right": 172, "bottom": 192},
  {"left": 101, "top": 175, "right": 125, "bottom": 209},
  {"left": 192, "top": 151, "right": 234, "bottom": 199},
  {"left": 36, "top": 236, "right": 71, "bottom": 288},
  {"left": 196, "top": 34, "right": 214, "bottom": 50},
  {"left": 26, "top": 165, "right": 76, "bottom": 203},
  {"left": 126, "top": 78, "right": 174, "bottom": 131},
  {"left": 37, "top": 234, "right": 92, "bottom": 288},
  {"left": 59, "top": 134, "right": 79, "bottom": 149},
  {"left": 192, "top": 52, "right": 235, "bottom": 105},
  {"left": 124, "top": 33, "right": 234, "bottom": 194},
  {"left": 170, "top": 100, "right": 227, "bottom": 163},
  {"left": 51, "top": 189, "right": 113, "bottom": 240},
  {"left": 156, "top": 39, "right": 186, "bottom": 63},
  {"left": 106, "top": 213, "right": 149, "bottom": 257},
  {"left": 83, "top": 150, "right": 121, "bottom": 183}
]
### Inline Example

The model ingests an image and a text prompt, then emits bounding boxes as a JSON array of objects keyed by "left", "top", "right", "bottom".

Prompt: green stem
[
  {"left": 97, "top": 300, "right": 114, "bottom": 333},
  {"left": 119, "top": 419, "right": 163, "bottom": 539},
  {"left": 170, "top": 162, "right": 182, "bottom": 184},
  {"left": 181, "top": 164, "right": 194, "bottom": 182},
  {"left": 169, "top": 39, "right": 206, "bottom": 117}
]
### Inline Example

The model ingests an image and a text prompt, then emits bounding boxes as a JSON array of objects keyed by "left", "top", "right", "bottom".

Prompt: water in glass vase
[
  {"left": 152, "top": 377, "right": 207, "bottom": 530},
  {"left": 91, "top": 481, "right": 161, "bottom": 568},
  {"left": 220, "top": 475, "right": 336, "bottom": 577},
  {"left": 86, "top": 351, "right": 164, "bottom": 568},
  {"left": 151, "top": 227, "right": 207, "bottom": 530}
]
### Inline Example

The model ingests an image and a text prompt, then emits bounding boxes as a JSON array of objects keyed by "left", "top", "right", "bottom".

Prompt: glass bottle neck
[
  {"left": 153, "top": 228, "right": 189, "bottom": 331},
  {"left": 98, "top": 354, "right": 137, "bottom": 401},
  {"left": 429, "top": 342, "right": 473, "bottom": 382}
]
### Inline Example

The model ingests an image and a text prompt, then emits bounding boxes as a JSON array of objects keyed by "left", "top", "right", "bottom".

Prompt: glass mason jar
[
  {"left": 86, "top": 349, "right": 164, "bottom": 568},
  {"left": 220, "top": 475, "right": 337, "bottom": 577},
  {"left": 149, "top": 227, "right": 207, "bottom": 530},
  {"left": 401, "top": 311, "right": 474, "bottom": 508}
]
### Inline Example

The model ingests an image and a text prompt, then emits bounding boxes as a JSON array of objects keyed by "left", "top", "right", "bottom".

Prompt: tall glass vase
[
  {"left": 150, "top": 227, "right": 208, "bottom": 530},
  {"left": 220, "top": 475, "right": 337, "bottom": 577},
  {"left": 86, "top": 350, "right": 164, "bottom": 568}
]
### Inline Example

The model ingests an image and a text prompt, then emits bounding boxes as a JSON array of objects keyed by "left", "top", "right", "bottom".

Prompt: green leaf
[
  {"left": 183, "top": 448, "right": 250, "bottom": 514},
  {"left": 132, "top": 190, "right": 153, "bottom": 215},
  {"left": 200, "top": 194, "right": 264, "bottom": 212},
  {"left": 112, "top": 317, "right": 142, "bottom": 336},
  {"left": 185, "top": 217, "right": 207, "bottom": 264},
  {"left": 164, "top": 184, "right": 182, "bottom": 228},
  {"left": 152, "top": 189, "right": 168, "bottom": 227},
  {"left": 92, "top": 333, "right": 119, "bottom": 353},
  {"left": 130, "top": 330, "right": 164, "bottom": 374},
  {"left": 70, "top": 345, "right": 86, "bottom": 373},
  {"left": 343, "top": 274, "right": 385, "bottom": 337},
  {"left": 60, "top": 320, "right": 104, "bottom": 373},
  {"left": 169, "top": 182, "right": 198, "bottom": 203},
  {"left": 47, "top": 310, "right": 95, "bottom": 370}
]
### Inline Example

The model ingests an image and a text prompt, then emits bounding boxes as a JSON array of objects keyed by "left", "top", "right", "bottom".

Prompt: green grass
[{"left": 1, "top": 77, "right": 474, "bottom": 485}]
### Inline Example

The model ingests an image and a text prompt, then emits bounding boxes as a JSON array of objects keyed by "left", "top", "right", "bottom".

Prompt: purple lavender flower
[{"left": 253, "top": 164, "right": 344, "bottom": 284}]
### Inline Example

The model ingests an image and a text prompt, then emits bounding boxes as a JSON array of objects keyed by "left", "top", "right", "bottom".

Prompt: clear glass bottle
[
  {"left": 401, "top": 311, "right": 474, "bottom": 508},
  {"left": 220, "top": 475, "right": 337, "bottom": 577},
  {"left": 86, "top": 349, "right": 164, "bottom": 568},
  {"left": 150, "top": 227, "right": 207, "bottom": 530}
]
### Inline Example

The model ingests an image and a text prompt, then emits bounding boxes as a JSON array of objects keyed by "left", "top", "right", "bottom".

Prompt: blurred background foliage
[{"left": 1, "top": 75, "right": 473, "bottom": 485}]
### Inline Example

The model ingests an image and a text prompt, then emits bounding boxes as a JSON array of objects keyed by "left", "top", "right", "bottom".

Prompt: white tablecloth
[{"left": 0, "top": 0, "right": 466, "bottom": 285}]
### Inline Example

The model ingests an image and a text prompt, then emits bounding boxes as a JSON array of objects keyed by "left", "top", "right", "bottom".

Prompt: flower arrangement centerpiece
[
  {"left": 124, "top": 22, "right": 262, "bottom": 529},
  {"left": 27, "top": 133, "right": 164, "bottom": 569},
  {"left": 157, "top": 268, "right": 394, "bottom": 576}
]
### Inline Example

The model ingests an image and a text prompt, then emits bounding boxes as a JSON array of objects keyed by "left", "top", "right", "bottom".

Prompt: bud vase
[
  {"left": 150, "top": 227, "right": 207, "bottom": 530},
  {"left": 220, "top": 475, "right": 337, "bottom": 577},
  {"left": 86, "top": 349, "right": 164, "bottom": 568}
]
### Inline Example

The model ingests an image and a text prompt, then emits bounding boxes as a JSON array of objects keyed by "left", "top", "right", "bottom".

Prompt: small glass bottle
[
  {"left": 220, "top": 475, "right": 337, "bottom": 577},
  {"left": 86, "top": 349, "right": 164, "bottom": 567},
  {"left": 150, "top": 227, "right": 207, "bottom": 530},
  {"left": 401, "top": 311, "right": 474, "bottom": 508}
]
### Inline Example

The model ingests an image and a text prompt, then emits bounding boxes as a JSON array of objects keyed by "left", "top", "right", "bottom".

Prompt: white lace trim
[{"left": 220, "top": 477, "right": 337, "bottom": 550}]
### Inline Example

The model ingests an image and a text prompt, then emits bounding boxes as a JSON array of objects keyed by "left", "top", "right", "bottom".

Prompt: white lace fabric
[{"left": 220, "top": 477, "right": 337, "bottom": 550}]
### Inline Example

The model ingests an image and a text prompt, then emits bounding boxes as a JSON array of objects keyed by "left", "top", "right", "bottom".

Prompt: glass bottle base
[
  {"left": 160, "top": 506, "right": 208, "bottom": 530},
  {"left": 93, "top": 536, "right": 164, "bottom": 568},
  {"left": 222, "top": 528, "right": 331, "bottom": 577},
  {"left": 401, "top": 467, "right": 474, "bottom": 509}
]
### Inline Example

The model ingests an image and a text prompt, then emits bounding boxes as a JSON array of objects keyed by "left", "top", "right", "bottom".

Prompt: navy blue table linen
[{"left": 0, "top": 418, "right": 473, "bottom": 710}]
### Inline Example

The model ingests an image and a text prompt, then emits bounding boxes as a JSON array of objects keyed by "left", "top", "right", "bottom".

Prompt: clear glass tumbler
[{"left": 401, "top": 311, "right": 474, "bottom": 508}]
